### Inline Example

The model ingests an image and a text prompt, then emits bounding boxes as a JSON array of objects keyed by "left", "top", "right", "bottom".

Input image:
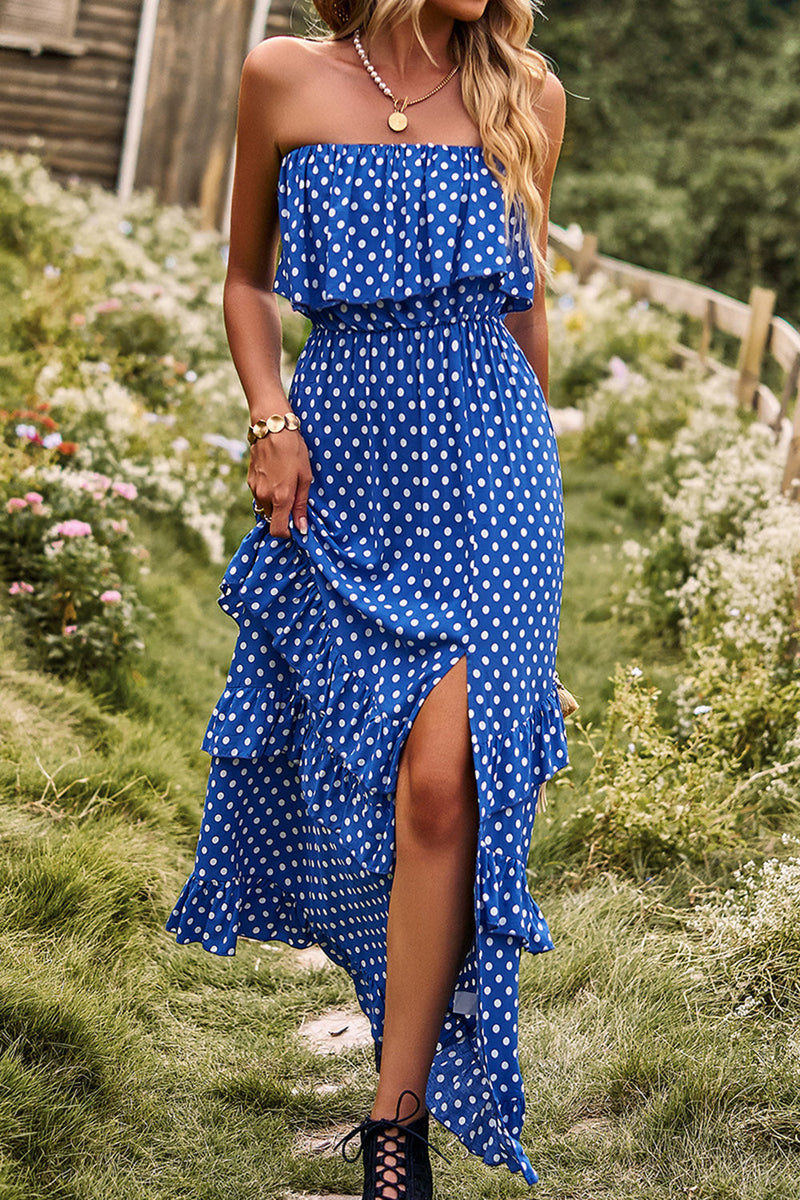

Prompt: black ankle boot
[{"left": 333, "top": 1088, "right": 449, "bottom": 1200}]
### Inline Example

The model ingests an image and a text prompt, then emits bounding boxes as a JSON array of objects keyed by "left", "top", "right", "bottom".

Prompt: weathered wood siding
[
  {"left": 0, "top": 0, "right": 141, "bottom": 187},
  {"left": 135, "top": 0, "right": 306, "bottom": 227}
]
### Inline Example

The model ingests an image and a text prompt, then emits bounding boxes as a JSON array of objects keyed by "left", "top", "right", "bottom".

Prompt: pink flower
[
  {"left": 64, "top": 625, "right": 77, "bottom": 635},
  {"left": 6, "top": 497, "right": 27, "bottom": 513},
  {"left": 70, "top": 312, "right": 87, "bottom": 327},
  {"left": 110, "top": 519, "right": 129, "bottom": 534},
  {"left": 111, "top": 481, "right": 138, "bottom": 501},
  {"left": 49, "top": 539, "right": 64, "bottom": 552},
  {"left": 8, "top": 581, "right": 34, "bottom": 595},
  {"left": 100, "top": 589, "right": 122, "bottom": 605},
  {"left": 55, "top": 519, "right": 92, "bottom": 538},
  {"left": 24, "top": 492, "right": 43, "bottom": 505},
  {"left": 80, "top": 473, "right": 111, "bottom": 496},
  {"left": 94, "top": 298, "right": 123, "bottom": 314}
]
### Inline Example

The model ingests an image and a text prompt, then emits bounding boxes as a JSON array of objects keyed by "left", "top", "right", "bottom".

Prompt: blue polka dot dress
[{"left": 165, "top": 142, "right": 569, "bottom": 1186}]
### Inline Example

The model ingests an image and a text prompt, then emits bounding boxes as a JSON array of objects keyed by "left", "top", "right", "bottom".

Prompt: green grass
[{"left": 0, "top": 483, "right": 798, "bottom": 1199}]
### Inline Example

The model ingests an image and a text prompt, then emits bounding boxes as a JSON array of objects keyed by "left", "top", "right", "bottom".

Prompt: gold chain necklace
[{"left": 352, "top": 29, "right": 460, "bottom": 133}]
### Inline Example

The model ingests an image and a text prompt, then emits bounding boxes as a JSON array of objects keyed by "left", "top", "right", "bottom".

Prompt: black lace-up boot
[{"left": 333, "top": 1088, "right": 449, "bottom": 1200}]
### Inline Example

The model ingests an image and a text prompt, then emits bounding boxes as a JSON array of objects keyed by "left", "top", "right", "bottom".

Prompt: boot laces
[{"left": 333, "top": 1088, "right": 451, "bottom": 1198}]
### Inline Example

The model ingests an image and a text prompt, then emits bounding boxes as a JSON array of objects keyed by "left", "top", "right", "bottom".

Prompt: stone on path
[
  {"left": 283, "top": 1194, "right": 360, "bottom": 1200},
  {"left": 285, "top": 945, "right": 334, "bottom": 971},
  {"left": 294, "top": 1124, "right": 357, "bottom": 1157},
  {"left": 568, "top": 1116, "right": 614, "bottom": 1138},
  {"left": 297, "top": 1006, "right": 372, "bottom": 1055}
]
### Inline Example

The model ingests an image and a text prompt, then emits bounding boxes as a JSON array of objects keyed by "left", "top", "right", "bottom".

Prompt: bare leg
[{"left": 367, "top": 655, "right": 479, "bottom": 1194}]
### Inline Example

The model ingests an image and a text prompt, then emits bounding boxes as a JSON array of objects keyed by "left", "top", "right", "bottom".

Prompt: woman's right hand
[{"left": 247, "top": 427, "right": 313, "bottom": 539}]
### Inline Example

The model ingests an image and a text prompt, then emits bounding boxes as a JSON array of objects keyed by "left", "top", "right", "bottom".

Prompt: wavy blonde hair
[{"left": 309, "top": 0, "right": 552, "bottom": 278}]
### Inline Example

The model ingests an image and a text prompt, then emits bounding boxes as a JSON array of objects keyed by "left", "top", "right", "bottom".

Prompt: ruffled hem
[
  {"left": 274, "top": 142, "right": 536, "bottom": 319},
  {"left": 479, "top": 844, "right": 554, "bottom": 954},
  {"left": 201, "top": 521, "right": 567, "bottom": 933},
  {"left": 164, "top": 872, "right": 315, "bottom": 956}
]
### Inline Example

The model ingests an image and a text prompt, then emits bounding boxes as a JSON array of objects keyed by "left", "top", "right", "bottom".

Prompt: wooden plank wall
[
  {"left": 135, "top": 0, "right": 305, "bottom": 228},
  {"left": 0, "top": 0, "right": 141, "bottom": 188}
]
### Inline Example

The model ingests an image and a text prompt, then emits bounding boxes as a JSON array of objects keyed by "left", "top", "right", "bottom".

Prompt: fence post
[
  {"left": 782, "top": 383, "right": 800, "bottom": 496},
  {"left": 699, "top": 298, "right": 716, "bottom": 364},
  {"left": 736, "top": 286, "right": 776, "bottom": 409},
  {"left": 575, "top": 233, "right": 598, "bottom": 284}
]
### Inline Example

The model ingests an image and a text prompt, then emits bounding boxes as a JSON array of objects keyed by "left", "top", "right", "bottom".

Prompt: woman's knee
[{"left": 400, "top": 749, "right": 478, "bottom": 846}]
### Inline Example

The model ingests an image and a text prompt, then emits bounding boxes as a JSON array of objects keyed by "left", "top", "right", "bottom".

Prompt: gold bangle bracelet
[{"left": 247, "top": 412, "right": 301, "bottom": 444}]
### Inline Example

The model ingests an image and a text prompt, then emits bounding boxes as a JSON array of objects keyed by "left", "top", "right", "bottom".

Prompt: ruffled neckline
[
  {"left": 281, "top": 141, "right": 487, "bottom": 162},
  {"left": 273, "top": 140, "right": 536, "bottom": 317}
]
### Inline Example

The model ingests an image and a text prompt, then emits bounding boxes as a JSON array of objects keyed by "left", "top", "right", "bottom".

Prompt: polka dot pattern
[{"left": 165, "top": 142, "right": 569, "bottom": 1188}]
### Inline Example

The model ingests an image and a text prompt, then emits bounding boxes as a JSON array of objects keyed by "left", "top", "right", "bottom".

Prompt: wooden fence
[{"left": 547, "top": 224, "right": 800, "bottom": 496}]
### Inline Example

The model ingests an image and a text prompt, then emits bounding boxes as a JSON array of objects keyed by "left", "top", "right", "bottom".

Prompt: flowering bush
[
  {"left": 688, "top": 838, "right": 800, "bottom": 1008},
  {"left": 0, "top": 470, "right": 149, "bottom": 675},
  {"left": 0, "top": 152, "right": 307, "bottom": 571},
  {"left": 547, "top": 268, "right": 679, "bottom": 407},
  {"left": 557, "top": 667, "right": 744, "bottom": 876}
]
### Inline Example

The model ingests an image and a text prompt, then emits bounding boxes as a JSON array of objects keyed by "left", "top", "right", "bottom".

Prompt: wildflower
[
  {"left": 23, "top": 492, "right": 43, "bottom": 505},
  {"left": 70, "top": 313, "right": 87, "bottom": 327},
  {"left": 57, "top": 442, "right": 78, "bottom": 456},
  {"left": 15, "top": 423, "right": 41, "bottom": 442},
  {"left": 63, "top": 625, "right": 77, "bottom": 635},
  {"left": 54, "top": 519, "right": 92, "bottom": 537},
  {"left": 100, "top": 589, "right": 122, "bottom": 604},
  {"left": 609, "top": 355, "right": 630, "bottom": 386},
  {"left": 94, "top": 298, "right": 123, "bottom": 314},
  {"left": 112, "top": 481, "right": 138, "bottom": 501},
  {"left": 171, "top": 436, "right": 190, "bottom": 453},
  {"left": 42, "top": 432, "right": 63, "bottom": 449},
  {"left": 118, "top": 219, "right": 133, "bottom": 236},
  {"left": 630, "top": 666, "right": 643, "bottom": 678},
  {"left": 6, "top": 497, "right": 27, "bottom": 513},
  {"left": 693, "top": 705, "right": 712, "bottom": 716},
  {"left": 185, "top": 369, "right": 198, "bottom": 383},
  {"left": 110, "top": 519, "right": 129, "bottom": 534},
  {"left": 8, "top": 581, "right": 34, "bottom": 595},
  {"left": 43, "top": 264, "right": 61, "bottom": 279}
]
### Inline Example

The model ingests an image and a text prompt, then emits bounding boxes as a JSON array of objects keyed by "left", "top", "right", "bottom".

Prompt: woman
[{"left": 166, "top": 1, "right": 568, "bottom": 1196}]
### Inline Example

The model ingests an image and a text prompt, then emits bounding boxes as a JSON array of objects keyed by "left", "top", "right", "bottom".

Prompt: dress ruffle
[
  {"left": 194, "top": 520, "right": 565, "bottom": 938},
  {"left": 166, "top": 872, "right": 314, "bottom": 955},
  {"left": 273, "top": 142, "right": 536, "bottom": 318}
]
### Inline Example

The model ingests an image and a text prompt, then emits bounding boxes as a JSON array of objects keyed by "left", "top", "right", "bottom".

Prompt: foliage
[
  {"left": 688, "top": 836, "right": 800, "bottom": 1008},
  {"left": 0, "top": 152, "right": 307, "bottom": 686},
  {"left": 544, "top": 0, "right": 800, "bottom": 315},
  {"left": 556, "top": 667, "right": 743, "bottom": 877},
  {"left": 547, "top": 269, "right": 679, "bottom": 408},
  {"left": 0, "top": 462, "right": 149, "bottom": 676}
]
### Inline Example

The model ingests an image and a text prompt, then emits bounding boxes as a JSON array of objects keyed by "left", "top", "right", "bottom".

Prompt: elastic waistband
[{"left": 306, "top": 276, "right": 512, "bottom": 334}]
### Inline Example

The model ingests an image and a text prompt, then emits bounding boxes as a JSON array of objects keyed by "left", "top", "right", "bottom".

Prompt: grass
[{"left": 0, "top": 472, "right": 798, "bottom": 1199}]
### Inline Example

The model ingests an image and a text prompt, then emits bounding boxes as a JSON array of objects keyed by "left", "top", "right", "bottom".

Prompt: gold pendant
[{"left": 388, "top": 110, "right": 408, "bottom": 132}]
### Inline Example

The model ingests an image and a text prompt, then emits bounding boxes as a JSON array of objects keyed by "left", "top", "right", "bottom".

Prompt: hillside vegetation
[
  {"left": 2, "top": 156, "right": 800, "bottom": 1199},
  {"left": 542, "top": 0, "right": 800, "bottom": 318}
]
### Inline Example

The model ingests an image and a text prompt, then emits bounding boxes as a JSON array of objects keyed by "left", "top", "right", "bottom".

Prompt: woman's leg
[{"left": 371, "top": 653, "right": 479, "bottom": 1129}]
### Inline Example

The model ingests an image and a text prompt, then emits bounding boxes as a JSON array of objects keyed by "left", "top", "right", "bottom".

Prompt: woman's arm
[
  {"left": 503, "top": 71, "right": 566, "bottom": 402},
  {"left": 224, "top": 37, "right": 313, "bottom": 539}
]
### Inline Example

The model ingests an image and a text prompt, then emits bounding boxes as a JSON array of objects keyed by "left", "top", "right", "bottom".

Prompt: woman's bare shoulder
[
  {"left": 538, "top": 70, "right": 566, "bottom": 133},
  {"left": 242, "top": 34, "right": 340, "bottom": 88}
]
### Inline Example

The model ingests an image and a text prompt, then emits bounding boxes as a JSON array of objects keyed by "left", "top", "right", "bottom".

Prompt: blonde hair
[{"left": 309, "top": 0, "right": 552, "bottom": 278}]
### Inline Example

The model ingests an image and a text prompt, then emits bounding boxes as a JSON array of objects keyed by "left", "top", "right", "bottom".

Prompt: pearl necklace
[{"left": 352, "top": 29, "right": 460, "bottom": 133}]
